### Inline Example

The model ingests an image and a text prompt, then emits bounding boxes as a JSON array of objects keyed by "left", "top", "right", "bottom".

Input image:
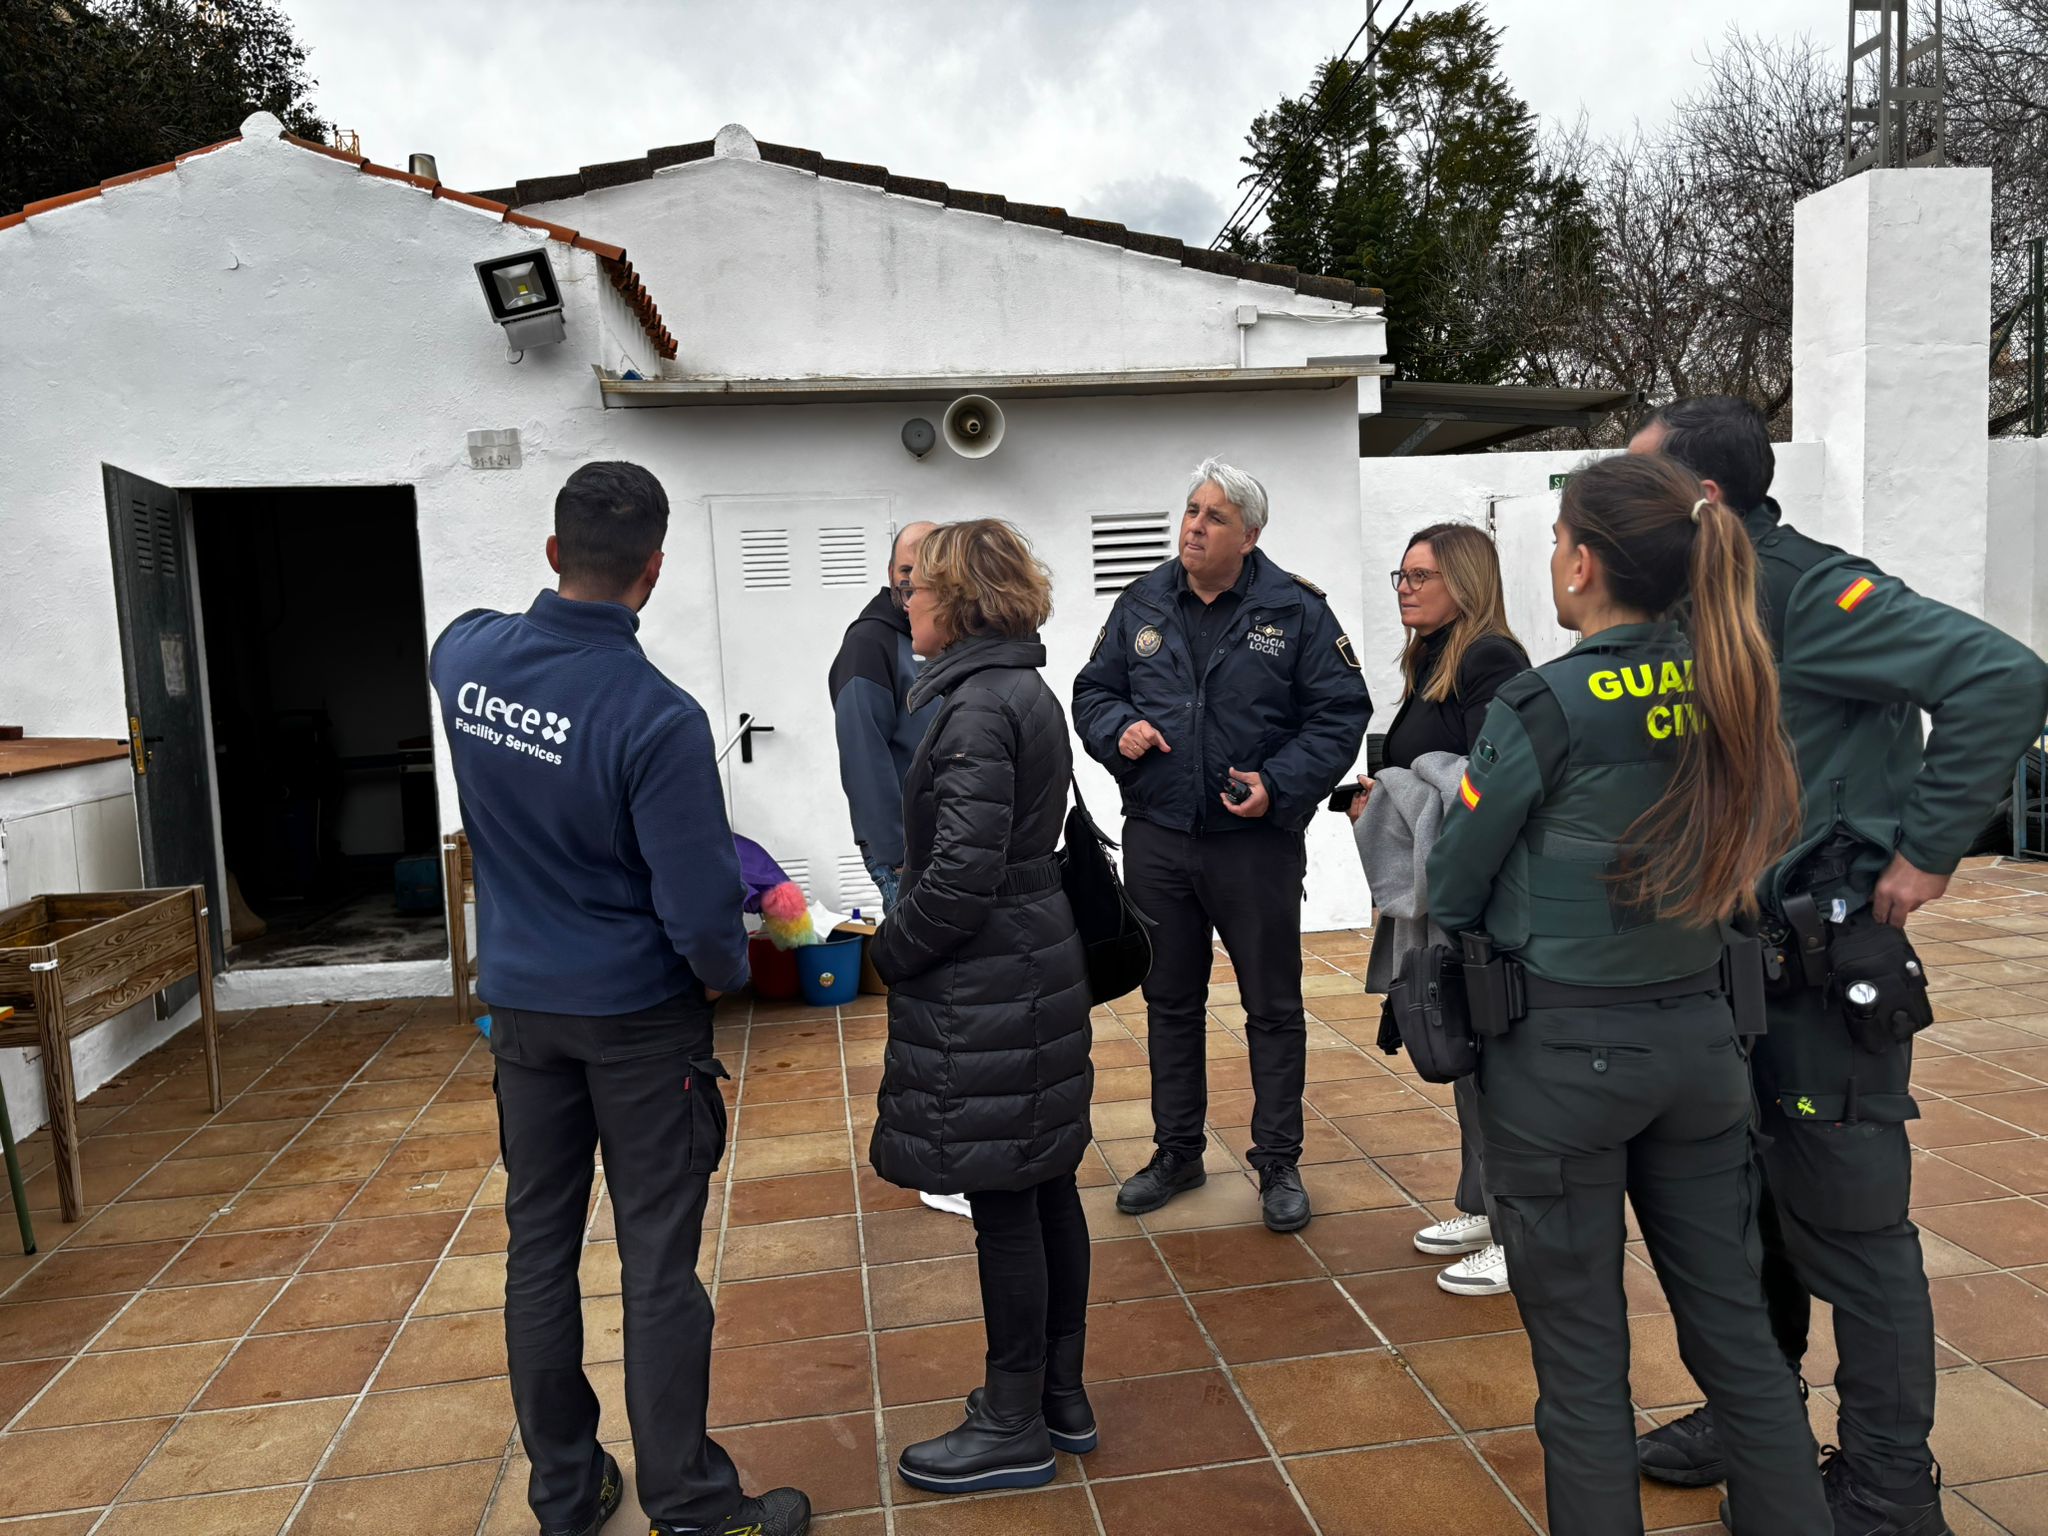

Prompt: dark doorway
[{"left": 190, "top": 488, "right": 446, "bottom": 969}]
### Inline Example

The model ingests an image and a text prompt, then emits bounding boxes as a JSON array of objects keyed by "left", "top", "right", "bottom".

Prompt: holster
[
  {"left": 1826, "top": 909, "right": 1935, "bottom": 1053},
  {"left": 1460, "top": 931, "right": 1519, "bottom": 1039},
  {"left": 1721, "top": 933, "right": 1769, "bottom": 1039}
]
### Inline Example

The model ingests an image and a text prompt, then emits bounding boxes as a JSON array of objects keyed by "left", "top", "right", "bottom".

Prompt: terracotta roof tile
[
  {"left": 484, "top": 135, "right": 1384, "bottom": 308},
  {"left": 3, "top": 128, "right": 678, "bottom": 363}
]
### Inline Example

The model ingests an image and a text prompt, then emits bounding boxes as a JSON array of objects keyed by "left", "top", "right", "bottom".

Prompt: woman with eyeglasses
[{"left": 1351, "top": 522, "right": 1528, "bottom": 1296}]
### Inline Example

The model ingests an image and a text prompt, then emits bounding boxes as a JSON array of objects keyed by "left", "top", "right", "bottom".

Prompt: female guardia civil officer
[{"left": 1426, "top": 453, "right": 1827, "bottom": 1535}]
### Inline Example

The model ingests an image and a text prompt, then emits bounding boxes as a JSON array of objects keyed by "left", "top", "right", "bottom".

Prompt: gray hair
[{"left": 1186, "top": 457, "right": 1270, "bottom": 532}]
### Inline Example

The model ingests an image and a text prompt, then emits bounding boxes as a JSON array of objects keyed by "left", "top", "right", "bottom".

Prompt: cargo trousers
[{"left": 1477, "top": 992, "right": 1828, "bottom": 1535}]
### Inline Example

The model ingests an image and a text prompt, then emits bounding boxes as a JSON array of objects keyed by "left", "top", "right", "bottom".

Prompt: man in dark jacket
[
  {"left": 829, "top": 521, "right": 939, "bottom": 913},
  {"left": 1073, "top": 458, "right": 1372, "bottom": 1233},
  {"left": 431, "top": 462, "right": 810, "bottom": 1536},
  {"left": 1630, "top": 399, "right": 2048, "bottom": 1536}
]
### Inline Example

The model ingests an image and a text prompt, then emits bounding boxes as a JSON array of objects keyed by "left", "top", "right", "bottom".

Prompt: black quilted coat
[{"left": 868, "top": 635, "right": 1093, "bottom": 1194}]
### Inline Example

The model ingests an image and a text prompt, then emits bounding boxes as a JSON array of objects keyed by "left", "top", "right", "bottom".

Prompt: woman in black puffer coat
[{"left": 868, "top": 519, "right": 1094, "bottom": 1498}]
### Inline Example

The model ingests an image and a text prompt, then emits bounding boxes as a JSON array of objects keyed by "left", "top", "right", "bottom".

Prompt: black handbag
[
  {"left": 1058, "top": 775, "right": 1155, "bottom": 1004},
  {"left": 1388, "top": 943, "right": 1479, "bottom": 1083}
]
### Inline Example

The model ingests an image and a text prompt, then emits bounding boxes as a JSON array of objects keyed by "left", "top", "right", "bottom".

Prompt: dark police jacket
[
  {"left": 430, "top": 590, "right": 751, "bottom": 1016},
  {"left": 1071, "top": 549, "right": 1373, "bottom": 833},
  {"left": 828, "top": 587, "right": 942, "bottom": 870},
  {"left": 1428, "top": 623, "right": 1722, "bottom": 987}
]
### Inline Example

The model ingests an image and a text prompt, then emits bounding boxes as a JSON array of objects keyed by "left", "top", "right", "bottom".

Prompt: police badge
[{"left": 1134, "top": 626, "right": 1163, "bottom": 658}]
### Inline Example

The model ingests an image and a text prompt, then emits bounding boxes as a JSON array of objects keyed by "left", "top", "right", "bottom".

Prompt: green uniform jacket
[{"left": 1745, "top": 500, "right": 2048, "bottom": 912}]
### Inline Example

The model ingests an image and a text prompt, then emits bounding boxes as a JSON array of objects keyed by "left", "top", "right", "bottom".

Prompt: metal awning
[
  {"left": 598, "top": 361, "right": 1391, "bottom": 409},
  {"left": 1361, "top": 380, "right": 1644, "bottom": 456}
]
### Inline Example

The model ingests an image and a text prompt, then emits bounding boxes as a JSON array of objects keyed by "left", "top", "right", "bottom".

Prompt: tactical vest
[{"left": 1486, "top": 626, "right": 1726, "bottom": 986}]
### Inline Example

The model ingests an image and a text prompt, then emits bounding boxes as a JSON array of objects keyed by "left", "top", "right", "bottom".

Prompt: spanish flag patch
[
  {"left": 1458, "top": 772, "right": 1482, "bottom": 811},
  {"left": 1837, "top": 576, "right": 1876, "bottom": 612}
]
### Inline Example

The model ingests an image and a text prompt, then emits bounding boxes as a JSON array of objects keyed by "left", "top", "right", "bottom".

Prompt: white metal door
[
  {"left": 710, "top": 496, "right": 895, "bottom": 916},
  {"left": 1488, "top": 492, "right": 1579, "bottom": 666}
]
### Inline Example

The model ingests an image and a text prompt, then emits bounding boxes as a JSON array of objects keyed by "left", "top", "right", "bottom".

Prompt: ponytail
[{"left": 1559, "top": 455, "right": 1800, "bottom": 925}]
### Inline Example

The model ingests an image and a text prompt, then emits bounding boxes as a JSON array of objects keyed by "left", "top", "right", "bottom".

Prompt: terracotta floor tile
[
  {"left": 712, "top": 1269, "right": 868, "bottom": 1348},
  {"left": 326, "top": 1378, "right": 514, "bottom": 1477},
  {"left": 126, "top": 1151, "right": 268, "bottom": 1201},
  {"left": 1911, "top": 1099, "right": 2033, "bottom": 1149},
  {"left": 1133, "top": 1171, "right": 1265, "bottom": 1233},
  {"left": 855, "top": 1167, "right": 922, "bottom": 1214},
  {"left": 1238, "top": 1348, "right": 1446, "bottom": 1453},
  {"left": 0, "top": 1417, "right": 172, "bottom": 1516},
  {"left": 450, "top": 1205, "right": 510, "bottom": 1256},
  {"left": 414, "top": 1253, "right": 506, "bottom": 1316},
  {"left": 1305, "top": 1075, "right": 1433, "bottom": 1119},
  {"left": 375, "top": 1310, "right": 507, "bottom": 1390},
  {"left": 1918, "top": 1199, "right": 2048, "bottom": 1268},
  {"left": 1940, "top": 1137, "right": 2048, "bottom": 1195},
  {"left": 127, "top": 1397, "right": 351, "bottom": 1498},
  {"left": 251, "top": 1140, "right": 395, "bottom": 1189},
  {"left": 734, "top": 1098, "right": 850, "bottom": 1140},
  {"left": 726, "top": 1170, "right": 858, "bottom": 1227},
  {"left": 1626, "top": 1314, "right": 1705, "bottom": 1411},
  {"left": 67, "top": 1196, "right": 220, "bottom": 1248},
  {"left": 254, "top": 1261, "right": 433, "bottom": 1332},
  {"left": 292, "top": 1460, "right": 498, "bottom": 1535},
  {"left": 409, "top": 1100, "right": 499, "bottom": 1137},
  {"left": 720, "top": 1216, "right": 861, "bottom": 1280},
  {"left": 1931, "top": 1270, "right": 2048, "bottom": 1362},
  {"left": 1085, "top": 1296, "right": 1215, "bottom": 1379},
  {"left": 1085, "top": 1368, "right": 1265, "bottom": 1477},
  {"left": 342, "top": 1165, "right": 489, "bottom": 1220},
  {"left": 1374, "top": 1149, "right": 1465, "bottom": 1203},
  {"left": 1192, "top": 1279, "right": 1375, "bottom": 1364},
  {"left": 93, "top": 1486, "right": 300, "bottom": 1535},
  {"left": 859, "top": 1207, "right": 978, "bottom": 1266},
  {"left": 719, "top": 1411, "right": 880, "bottom": 1516},
  {"left": 17, "top": 1339, "right": 229, "bottom": 1428},
  {"left": 156, "top": 1227, "right": 323, "bottom": 1288},
  {"left": 2, "top": 1241, "right": 180, "bottom": 1304},
  {"left": 198, "top": 1321, "right": 398, "bottom": 1409},
  {"left": 872, "top": 1319, "right": 985, "bottom": 1408},
  {"left": 890, "top": 1486, "right": 1094, "bottom": 1536},
  {"left": 579, "top": 1241, "right": 622, "bottom": 1297},
  {"left": 1155, "top": 1226, "right": 1323, "bottom": 1292},
  {"left": 1477, "top": 1423, "right": 1723, "bottom": 1534},
  {"left": 737, "top": 1067, "right": 844, "bottom": 1105},
  {"left": 90, "top": 1279, "right": 282, "bottom": 1351},
  {"left": 1088, "top": 1238, "right": 1175, "bottom": 1303},
  {"left": 710, "top": 1332, "right": 873, "bottom": 1424},
  {"left": 867, "top": 1256, "right": 981, "bottom": 1331},
  {"left": 1093, "top": 1462, "right": 1314, "bottom": 1536},
  {"left": 1333, "top": 1108, "right": 1463, "bottom": 1158},
  {"left": 1341, "top": 1266, "right": 1524, "bottom": 1344},
  {"left": 580, "top": 1293, "right": 624, "bottom": 1364},
  {"left": 0, "top": 1295, "right": 127, "bottom": 1361},
  {"left": 0, "top": 1356, "right": 65, "bottom": 1422},
  {"left": 1404, "top": 1330, "right": 1541, "bottom": 1432},
  {"left": 1928, "top": 1366, "right": 2048, "bottom": 1483},
  {"left": 1303, "top": 1207, "right": 1443, "bottom": 1276},
  {"left": 383, "top": 1131, "right": 504, "bottom": 1174},
  {"left": 1290, "top": 1440, "right": 1530, "bottom": 1535},
  {"left": 1994, "top": 1356, "right": 2048, "bottom": 1408},
  {"left": 1911, "top": 1151, "right": 2020, "bottom": 1209},
  {"left": 303, "top": 1212, "right": 464, "bottom": 1277},
  {"left": 296, "top": 1107, "right": 420, "bottom": 1148}
]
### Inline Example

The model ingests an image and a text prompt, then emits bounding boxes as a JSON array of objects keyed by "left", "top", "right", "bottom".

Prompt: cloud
[{"left": 1076, "top": 175, "right": 1231, "bottom": 246}]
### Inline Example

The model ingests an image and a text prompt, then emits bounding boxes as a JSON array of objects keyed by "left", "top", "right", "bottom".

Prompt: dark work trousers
[
  {"left": 1451, "top": 1075, "right": 1496, "bottom": 1225},
  {"left": 489, "top": 994, "right": 741, "bottom": 1531},
  {"left": 1123, "top": 817, "right": 1308, "bottom": 1169},
  {"left": 1752, "top": 984, "right": 1936, "bottom": 1490},
  {"left": 1477, "top": 994, "right": 1828, "bottom": 1536},
  {"left": 967, "top": 1174, "right": 1092, "bottom": 1372}
]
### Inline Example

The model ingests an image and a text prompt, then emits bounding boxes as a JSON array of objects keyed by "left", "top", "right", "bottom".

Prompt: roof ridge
[
  {"left": 1, "top": 128, "right": 676, "bottom": 360},
  {"left": 473, "top": 137, "right": 1383, "bottom": 310}
]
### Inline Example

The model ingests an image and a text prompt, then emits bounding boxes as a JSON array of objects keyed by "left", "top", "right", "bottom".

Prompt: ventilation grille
[
  {"left": 740, "top": 528, "right": 792, "bottom": 590},
  {"left": 1090, "top": 510, "right": 1172, "bottom": 596},
  {"left": 818, "top": 527, "right": 869, "bottom": 588},
  {"left": 131, "top": 498, "right": 177, "bottom": 579},
  {"left": 777, "top": 858, "right": 811, "bottom": 894},
  {"left": 131, "top": 502, "right": 156, "bottom": 576},
  {"left": 836, "top": 854, "right": 884, "bottom": 918}
]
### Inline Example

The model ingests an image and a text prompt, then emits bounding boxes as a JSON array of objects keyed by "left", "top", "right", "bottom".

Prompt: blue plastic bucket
[{"left": 796, "top": 936, "right": 863, "bottom": 1008}]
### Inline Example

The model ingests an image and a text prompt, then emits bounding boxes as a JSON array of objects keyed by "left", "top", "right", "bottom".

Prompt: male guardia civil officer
[
  {"left": 1631, "top": 399, "right": 2048, "bottom": 1536},
  {"left": 431, "top": 462, "right": 811, "bottom": 1536},
  {"left": 1073, "top": 456, "right": 1372, "bottom": 1234}
]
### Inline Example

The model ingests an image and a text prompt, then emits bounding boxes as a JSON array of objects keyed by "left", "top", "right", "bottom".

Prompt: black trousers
[
  {"left": 967, "top": 1173, "right": 1091, "bottom": 1372},
  {"left": 1477, "top": 995, "right": 1828, "bottom": 1535},
  {"left": 490, "top": 994, "right": 740, "bottom": 1530},
  {"left": 1123, "top": 817, "right": 1307, "bottom": 1168}
]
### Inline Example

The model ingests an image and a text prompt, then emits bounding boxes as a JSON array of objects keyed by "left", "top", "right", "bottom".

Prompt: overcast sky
[{"left": 276, "top": 0, "right": 1848, "bottom": 245}]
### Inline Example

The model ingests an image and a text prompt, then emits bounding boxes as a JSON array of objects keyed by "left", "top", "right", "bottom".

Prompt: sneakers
[
  {"left": 1414, "top": 1211, "right": 1492, "bottom": 1256},
  {"left": 1258, "top": 1161, "right": 1312, "bottom": 1232},
  {"left": 543, "top": 1451, "right": 622, "bottom": 1536},
  {"left": 1819, "top": 1446, "right": 1953, "bottom": 1536},
  {"left": 919, "top": 1190, "right": 974, "bottom": 1218},
  {"left": 1115, "top": 1148, "right": 1206, "bottom": 1215},
  {"left": 1638, "top": 1404, "right": 1724, "bottom": 1487},
  {"left": 898, "top": 1364, "right": 1057, "bottom": 1495},
  {"left": 649, "top": 1487, "right": 813, "bottom": 1536},
  {"left": 1436, "top": 1241, "right": 1511, "bottom": 1296}
]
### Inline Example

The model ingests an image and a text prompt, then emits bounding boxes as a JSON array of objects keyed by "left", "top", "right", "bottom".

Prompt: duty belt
[{"left": 1515, "top": 960, "right": 1727, "bottom": 1015}]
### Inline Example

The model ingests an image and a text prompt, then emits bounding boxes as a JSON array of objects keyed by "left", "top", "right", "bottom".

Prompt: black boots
[
  {"left": 544, "top": 1451, "right": 622, "bottom": 1536},
  {"left": 964, "top": 1330, "right": 1098, "bottom": 1455},
  {"left": 1115, "top": 1148, "right": 1206, "bottom": 1214},
  {"left": 898, "top": 1363, "right": 1057, "bottom": 1495},
  {"left": 1258, "top": 1161, "right": 1312, "bottom": 1232},
  {"left": 1637, "top": 1404, "right": 1725, "bottom": 1486}
]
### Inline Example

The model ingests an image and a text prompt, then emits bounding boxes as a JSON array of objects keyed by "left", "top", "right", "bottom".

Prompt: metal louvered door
[
  {"left": 105, "top": 465, "right": 223, "bottom": 995},
  {"left": 709, "top": 496, "right": 894, "bottom": 917}
]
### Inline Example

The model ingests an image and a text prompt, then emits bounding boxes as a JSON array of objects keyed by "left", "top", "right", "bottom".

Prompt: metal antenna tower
[{"left": 1843, "top": 0, "right": 1947, "bottom": 175}]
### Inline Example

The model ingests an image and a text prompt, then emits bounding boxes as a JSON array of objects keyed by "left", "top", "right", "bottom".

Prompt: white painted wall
[{"left": 1988, "top": 436, "right": 2048, "bottom": 651}]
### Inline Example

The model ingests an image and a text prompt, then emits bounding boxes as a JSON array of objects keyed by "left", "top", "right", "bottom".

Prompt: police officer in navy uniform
[
  {"left": 1429, "top": 452, "right": 1828, "bottom": 1535},
  {"left": 1073, "top": 457, "right": 1371, "bottom": 1233},
  {"left": 1631, "top": 398, "right": 2048, "bottom": 1535}
]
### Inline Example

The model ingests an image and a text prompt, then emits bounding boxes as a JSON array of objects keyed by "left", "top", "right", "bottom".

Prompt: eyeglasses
[
  {"left": 895, "top": 580, "right": 927, "bottom": 599},
  {"left": 1389, "top": 568, "right": 1440, "bottom": 592}
]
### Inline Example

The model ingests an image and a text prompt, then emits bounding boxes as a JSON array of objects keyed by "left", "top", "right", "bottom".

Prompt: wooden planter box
[{"left": 0, "top": 887, "right": 220, "bottom": 1222}]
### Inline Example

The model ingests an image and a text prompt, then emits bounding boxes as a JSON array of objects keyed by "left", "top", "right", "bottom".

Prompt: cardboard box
[{"left": 834, "top": 921, "right": 888, "bottom": 996}]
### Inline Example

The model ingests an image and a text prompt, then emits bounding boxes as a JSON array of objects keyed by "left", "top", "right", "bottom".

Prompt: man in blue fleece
[
  {"left": 828, "top": 520, "right": 939, "bottom": 913},
  {"left": 432, "top": 462, "right": 810, "bottom": 1536}
]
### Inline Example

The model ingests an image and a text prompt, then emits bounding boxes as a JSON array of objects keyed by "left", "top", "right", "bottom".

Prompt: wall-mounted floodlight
[{"left": 475, "top": 248, "right": 566, "bottom": 352}]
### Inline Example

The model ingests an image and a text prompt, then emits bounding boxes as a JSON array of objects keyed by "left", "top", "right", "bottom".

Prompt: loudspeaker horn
[{"left": 942, "top": 395, "right": 1005, "bottom": 459}]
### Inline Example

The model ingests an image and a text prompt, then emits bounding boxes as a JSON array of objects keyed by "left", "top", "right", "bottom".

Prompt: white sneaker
[
  {"left": 1437, "top": 1242, "right": 1512, "bottom": 1296},
  {"left": 919, "top": 1190, "right": 974, "bottom": 1218},
  {"left": 1414, "top": 1211, "right": 1492, "bottom": 1256}
]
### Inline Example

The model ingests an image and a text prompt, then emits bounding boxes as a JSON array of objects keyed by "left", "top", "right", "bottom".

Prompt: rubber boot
[{"left": 898, "top": 1364, "right": 1056, "bottom": 1495}]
